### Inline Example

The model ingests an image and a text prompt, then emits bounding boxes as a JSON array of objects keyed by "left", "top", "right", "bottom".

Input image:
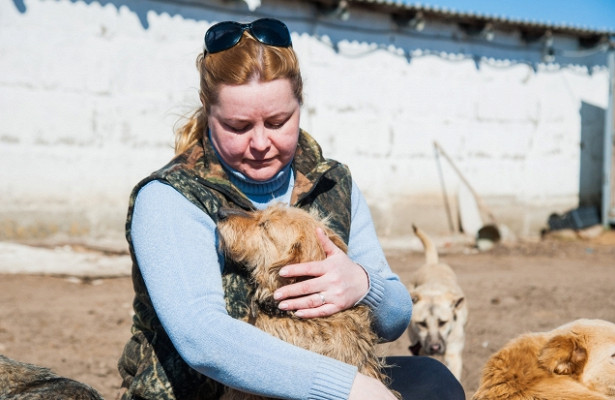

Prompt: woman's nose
[{"left": 250, "top": 127, "right": 271, "bottom": 151}]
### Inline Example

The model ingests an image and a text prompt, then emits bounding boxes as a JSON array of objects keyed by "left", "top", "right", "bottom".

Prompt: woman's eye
[
  {"left": 226, "top": 124, "right": 250, "bottom": 133},
  {"left": 266, "top": 121, "right": 284, "bottom": 129},
  {"left": 266, "top": 115, "right": 291, "bottom": 129}
]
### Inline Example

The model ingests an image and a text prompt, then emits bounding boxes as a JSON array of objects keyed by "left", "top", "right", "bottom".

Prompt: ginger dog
[
  {"left": 473, "top": 318, "right": 615, "bottom": 400},
  {"left": 0, "top": 354, "right": 103, "bottom": 400},
  {"left": 406, "top": 224, "right": 467, "bottom": 380},
  {"left": 216, "top": 204, "right": 392, "bottom": 400}
]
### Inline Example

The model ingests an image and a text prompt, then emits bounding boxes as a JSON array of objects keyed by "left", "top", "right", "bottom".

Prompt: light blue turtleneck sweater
[{"left": 130, "top": 159, "right": 412, "bottom": 400}]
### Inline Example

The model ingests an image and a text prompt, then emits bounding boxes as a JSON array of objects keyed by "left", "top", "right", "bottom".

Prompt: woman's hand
[
  {"left": 349, "top": 373, "right": 398, "bottom": 400},
  {"left": 273, "top": 227, "right": 369, "bottom": 318}
]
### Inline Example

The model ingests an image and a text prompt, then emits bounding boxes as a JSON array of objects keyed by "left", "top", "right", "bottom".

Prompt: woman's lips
[{"left": 246, "top": 157, "right": 275, "bottom": 166}]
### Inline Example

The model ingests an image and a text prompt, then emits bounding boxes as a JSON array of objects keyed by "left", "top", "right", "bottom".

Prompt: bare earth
[{"left": 1, "top": 231, "right": 614, "bottom": 400}]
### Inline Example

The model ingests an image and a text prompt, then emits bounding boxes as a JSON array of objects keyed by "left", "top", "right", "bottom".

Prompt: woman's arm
[
  {"left": 347, "top": 181, "right": 413, "bottom": 342},
  {"left": 272, "top": 181, "right": 412, "bottom": 342},
  {"left": 131, "top": 180, "right": 358, "bottom": 400}
]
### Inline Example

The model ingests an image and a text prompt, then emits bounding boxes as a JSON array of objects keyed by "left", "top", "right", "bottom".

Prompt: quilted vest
[{"left": 117, "top": 130, "right": 353, "bottom": 400}]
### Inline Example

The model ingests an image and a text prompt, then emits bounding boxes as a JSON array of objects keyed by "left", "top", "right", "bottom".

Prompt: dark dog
[{"left": 0, "top": 354, "right": 103, "bottom": 400}]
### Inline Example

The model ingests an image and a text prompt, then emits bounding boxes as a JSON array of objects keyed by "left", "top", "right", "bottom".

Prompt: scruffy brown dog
[
  {"left": 216, "top": 204, "right": 392, "bottom": 400},
  {"left": 0, "top": 354, "right": 104, "bottom": 400},
  {"left": 473, "top": 319, "right": 615, "bottom": 400}
]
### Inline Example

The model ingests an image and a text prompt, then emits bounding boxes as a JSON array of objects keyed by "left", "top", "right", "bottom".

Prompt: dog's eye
[
  {"left": 438, "top": 320, "right": 448, "bottom": 327},
  {"left": 418, "top": 321, "right": 427, "bottom": 328}
]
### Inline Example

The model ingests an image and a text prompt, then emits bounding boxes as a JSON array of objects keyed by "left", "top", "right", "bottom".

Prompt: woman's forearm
[{"left": 348, "top": 181, "right": 413, "bottom": 341}]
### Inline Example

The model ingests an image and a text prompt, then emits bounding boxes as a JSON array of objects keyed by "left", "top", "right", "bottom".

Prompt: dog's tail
[{"left": 412, "top": 224, "right": 439, "bottom": 265}]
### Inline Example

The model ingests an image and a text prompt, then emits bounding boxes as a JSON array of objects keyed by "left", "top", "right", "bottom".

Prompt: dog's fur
[
  {"left": 406, "top": 224, "right": 468, "bottom": 379},
  {"left": 0, "top": 354, "right": 104, "bottom": 400},
  {"left": 216, "top": 204, "right": 392, "bottom": 400},
  {"left": 473, "top": 318, "right": 615, "bottom": 400}
]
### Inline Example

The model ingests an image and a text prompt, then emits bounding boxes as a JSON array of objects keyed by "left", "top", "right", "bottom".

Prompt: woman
[{"left": 118, "top": 18, "right": 465, "bottom": 400}]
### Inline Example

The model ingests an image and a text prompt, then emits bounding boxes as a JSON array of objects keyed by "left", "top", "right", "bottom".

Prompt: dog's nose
[
  {"left": 429, "top": 343, "right": 443, "bottom": 354},
  {"left": 217, "top": 208, "right": 250, "bottom": 221}
]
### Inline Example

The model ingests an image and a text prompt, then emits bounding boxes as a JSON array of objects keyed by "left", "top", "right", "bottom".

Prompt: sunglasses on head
[{"left": 204, "top": 18, "right": 292, "bottom": 54}]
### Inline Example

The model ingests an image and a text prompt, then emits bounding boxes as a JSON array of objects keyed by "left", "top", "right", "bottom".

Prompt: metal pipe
[{"left": 602, "top": 47, "right": 614, "bottom": 228}]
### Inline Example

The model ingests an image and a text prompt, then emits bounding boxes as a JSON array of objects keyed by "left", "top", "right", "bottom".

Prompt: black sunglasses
[{"left": 204, "top": 18, "right": 292, "bottom": 54}]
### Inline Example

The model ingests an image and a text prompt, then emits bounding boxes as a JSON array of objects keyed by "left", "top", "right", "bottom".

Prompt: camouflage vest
[{"left": 117, "top": 130, "right": 353, "bottom": 400}]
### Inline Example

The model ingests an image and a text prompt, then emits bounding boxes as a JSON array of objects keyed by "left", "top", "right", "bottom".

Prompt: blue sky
[{"left": 404, "top": 0, "right": 615, "bottom": 31}]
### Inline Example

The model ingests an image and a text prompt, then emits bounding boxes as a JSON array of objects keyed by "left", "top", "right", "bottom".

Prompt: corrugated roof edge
[{"left": 324, "top": 0, "right": 615, "bottom": 37}]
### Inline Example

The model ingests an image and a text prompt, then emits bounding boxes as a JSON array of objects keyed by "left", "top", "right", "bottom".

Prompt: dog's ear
[
  {"left": 271, "top": 241, "right": 303, "bottom": 269},
  {"left": 452, "top": 296, "right": 465, "bottom": 310},
  {"left": 538, "top": 333, "right": 588, "bottom": 377},
  {"left": 289, "top": 241, "right": 302, "bottom": 261}
]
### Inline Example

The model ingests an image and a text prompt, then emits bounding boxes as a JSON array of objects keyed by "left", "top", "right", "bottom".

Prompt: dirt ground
[{"left": 1, "top": 230, "right": 614, "bottom": 400}]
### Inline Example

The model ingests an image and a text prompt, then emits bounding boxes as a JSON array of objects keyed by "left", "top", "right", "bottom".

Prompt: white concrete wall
[{"left": 1, "top": 0, "right": 610, "bottom": 244}]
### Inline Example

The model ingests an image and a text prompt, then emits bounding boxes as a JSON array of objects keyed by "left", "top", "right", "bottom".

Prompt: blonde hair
[{"left": 174, "top": 32, "right": 303, "bottom": 154}]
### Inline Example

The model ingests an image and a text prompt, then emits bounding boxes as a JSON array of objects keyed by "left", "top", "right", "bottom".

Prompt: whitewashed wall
[{"left": 0, "top": 0, "right": 610, "bottom": 245}]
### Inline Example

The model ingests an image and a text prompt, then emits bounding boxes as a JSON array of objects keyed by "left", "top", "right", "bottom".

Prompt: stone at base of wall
[
  {"left": 0, "top": 208, "right": 126, "bottom": 248},
  {"left": 0, "top": 195, "right": 578, "bottom": 247},
  {"left": 0, "top": 241, "right": 131, "bottom": 277},
  {"left": 369, "top": 194, "right": 578, "bottom": 241}
]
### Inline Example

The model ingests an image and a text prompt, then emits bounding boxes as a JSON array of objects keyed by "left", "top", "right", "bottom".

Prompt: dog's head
[
  {"left": 216, "top": 204, "right": 347, "bottom": 294},
  {"left": 538, "top": 319, "right": 615, "bottom": 396},
  {"left": 407, "top": 284, "right": 465, "bottom": 356}
]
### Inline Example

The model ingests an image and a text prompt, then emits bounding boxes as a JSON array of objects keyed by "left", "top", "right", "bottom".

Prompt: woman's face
[{"left": 208, "top": 78, "right": 301, "bottom": 182}]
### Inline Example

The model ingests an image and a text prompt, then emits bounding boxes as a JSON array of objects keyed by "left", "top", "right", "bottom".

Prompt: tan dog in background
[
  {"left": 406, "top": 225, "right": 467, "bottom": 380},
  {"left": 473, "top": 318, "right": 615, "bottom": 400},
  {"left": 217, "top": 204, "right": 394, "bottom": 400}
]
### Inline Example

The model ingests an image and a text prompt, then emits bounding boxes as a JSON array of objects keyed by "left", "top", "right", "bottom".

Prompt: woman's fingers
[
  {"left": 279, "top": 260, "right": 323, "bottom": 280},
  {"left": 279, "top": 291, "right": 339, "bottom": 318},
  {"left": 274, "top": 291, "right": 340, "bottom": 318},
  {"left": 294, "top": 303, "right": 337, "bottom": 318},
  {"left": 349, "top": 373, "right": 398, "bottom": 400},
  {"left": 274, "top": 273, "right": 324, "bottom": 301},
  {"left": 316, "top": 227, "right": 339, "bottom": 257}
]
